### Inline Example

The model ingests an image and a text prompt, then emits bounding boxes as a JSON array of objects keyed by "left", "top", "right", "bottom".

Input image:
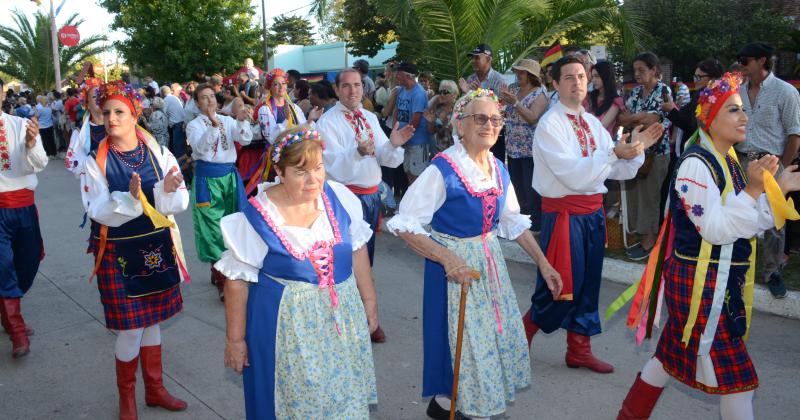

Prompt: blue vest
[
  {"left": 242, "top": 182, "right": 354, "bottom": 284},
  {"left": 670, "top": 145, "right": 751, "bottom": 263},
  {"left": 429, "top": 155, "right": 510, "bottom": 238}
]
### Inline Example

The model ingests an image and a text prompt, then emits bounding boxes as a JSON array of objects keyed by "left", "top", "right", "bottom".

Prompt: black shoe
[
  {"left": 626, "top": 243, "right": 651, "bottom": 261},
  {"left": 767, "top": 272, "right": 788, "bottom": 299},
  {"left": 426, "top": 398, "right": 471, "bottom": 420}
]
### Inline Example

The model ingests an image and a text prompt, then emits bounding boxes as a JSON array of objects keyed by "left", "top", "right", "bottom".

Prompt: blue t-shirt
[{"left": 396, "top": 83, "right": 429, "bottom": 146}]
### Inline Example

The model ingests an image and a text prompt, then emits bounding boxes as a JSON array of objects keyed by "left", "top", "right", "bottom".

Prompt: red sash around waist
[
  {"left": 346, "top": 184, "right": 379, "bottom": 195},
  {"left": 541, "top": 194, "right": 603, "bottom": 301},
  {"left": 0, "top": 189, "right": 35, "bottom": 208}
]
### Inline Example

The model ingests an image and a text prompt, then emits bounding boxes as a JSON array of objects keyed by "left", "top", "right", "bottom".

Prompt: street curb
[{"left": 498, "top": 239, "right": 800, "bottom": 320}]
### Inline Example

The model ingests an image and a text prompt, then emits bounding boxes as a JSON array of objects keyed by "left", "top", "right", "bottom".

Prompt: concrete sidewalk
[{"left": 1, "top": 164, "right": 799, "bottom": 420}]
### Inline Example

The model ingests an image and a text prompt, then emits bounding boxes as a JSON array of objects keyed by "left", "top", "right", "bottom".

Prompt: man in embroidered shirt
[
  {"left": 734, "top": 42, "right": 800, "bottom": 298},
  {"left": 186, "top": 83, "right": 253, "bottom": 301},
  {"left": 317, "top": 68, "right": 415, "bottom": 342},
  {"left": 522, "top": 57, "right": 664, "bottom": 373},
  {"left": 0, "top": 78, "right": 48, "bottom": 358}
]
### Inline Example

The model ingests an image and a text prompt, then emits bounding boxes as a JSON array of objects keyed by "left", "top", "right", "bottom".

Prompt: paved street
[{"left": 1, "top": 163, "right": 799, "bottom": 420}]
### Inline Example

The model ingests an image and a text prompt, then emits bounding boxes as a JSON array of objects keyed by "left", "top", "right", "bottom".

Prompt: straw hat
[{"left": 512, "top": 59, "right": 542, "bottom": 80}]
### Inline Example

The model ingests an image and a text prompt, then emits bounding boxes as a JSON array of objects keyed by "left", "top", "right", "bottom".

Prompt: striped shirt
[
  {"left": 467, "top": 68, "right": 507, "bottom": 94},
  {"left": 737, "top": 72, "right": 800, "bottom": 156}
]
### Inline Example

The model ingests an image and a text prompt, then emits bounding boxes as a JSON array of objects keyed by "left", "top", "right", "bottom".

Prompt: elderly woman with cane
[{"left": 388, "top": 89, "right": 561, "bottom": 419}]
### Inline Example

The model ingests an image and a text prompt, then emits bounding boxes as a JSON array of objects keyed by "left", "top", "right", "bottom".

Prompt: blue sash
[{"left": 194, "top": 160, "right": 246, "bottom": 209}]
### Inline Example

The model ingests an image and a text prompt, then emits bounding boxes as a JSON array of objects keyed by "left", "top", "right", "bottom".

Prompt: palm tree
[
  {"left": 311, "top": 0, "right": 647, "bottom": 81},
  {"left": 0, "top": 9, "right": 107, "bottom": 93}
]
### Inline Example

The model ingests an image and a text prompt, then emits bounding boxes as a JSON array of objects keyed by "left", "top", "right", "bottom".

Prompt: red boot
[
  {"left": 617, "top": 373, "right": 664, "bottom": 419},
  {"left": 565, "top": 331, "right": 614, "bottom": 373},
  {"left": 1, "top": 298, "right": 30, "bottom": 358},
  {"left": 521, "top": 309, "right": 539, "bottom": 346},
  {"left": 140, "top": 345, "right": 188, "bottom": 411},
  {"left": 116, "top": 356, "right": 139, "bottom": 420},
  {"left": 0, "top": 302, "right": 34, "bottom": 337}
]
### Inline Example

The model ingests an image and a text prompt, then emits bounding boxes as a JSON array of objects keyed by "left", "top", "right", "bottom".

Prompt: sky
[{"left": 1, "top": 0, "right": 318, "bottom": 62}]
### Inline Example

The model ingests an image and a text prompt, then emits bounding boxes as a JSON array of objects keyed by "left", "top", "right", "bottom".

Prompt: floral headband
[
  {"left": 271, "top": 129, "right": 323, "bottom": 164},
  {"left": 82, "top": 77, "right": 103, "bottom": 107},
  {"left": 453, "top": 88, "right": 501, "bottom": 119},
  {"left": 99, "top": 80, "right": 144, "bottom": 117},
  {"left": 695, "top": 72, "right": 742, "bottom": 128},
  {"left": 266, "top": 68, "right": 287, "bottom": 89}
]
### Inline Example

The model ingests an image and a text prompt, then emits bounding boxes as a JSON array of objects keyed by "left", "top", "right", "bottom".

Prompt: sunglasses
[
  {"left": 460, "top": 113, "right": 504, "bottom": 127},
  {"left": 737, "top": 57, "right": 753, "bottom": 65},
  {"left": 439, "top": 89, "right": 454, "bottom": 95},
  {"left": 693, "top": 73, "right": 709, "bottom": 81}
]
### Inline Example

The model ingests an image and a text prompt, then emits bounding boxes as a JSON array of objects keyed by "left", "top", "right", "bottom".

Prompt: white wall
[{"left": 271, "top": 42, "right": 398, "bottom": 74}]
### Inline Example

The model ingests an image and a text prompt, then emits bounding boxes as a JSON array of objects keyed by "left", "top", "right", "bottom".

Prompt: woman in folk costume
[
  {"left": 65, "top": 77, "right": 105, "bottom": 177},
  {"left": 81, "top": 81, "right": 191, "bottom": 419},
  {"left": 218, "top": 125, "right": 378, "bottom": 419},
  {"left": 245, "top": 69, "right": 322, "bottom": 194},
  {"left": 614, "top": 73, "right": 800, "bottom": 420},
  {"left": 387, "top": 89, "right": 562, "bottom": 419},
  {"left": 186, "top": 83, "right": 253, "bottom": 300}
]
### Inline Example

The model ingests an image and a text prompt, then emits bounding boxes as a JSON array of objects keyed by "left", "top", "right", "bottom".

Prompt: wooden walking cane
[{"left": 450, "top": 270, "right": 480, "bottom": 420}]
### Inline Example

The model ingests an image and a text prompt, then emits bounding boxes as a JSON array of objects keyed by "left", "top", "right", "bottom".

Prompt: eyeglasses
[
  {"left": 439, "top": 90, "right": 454, "bottom": 95},
  {"left": 737, "top": 57, "right": 752, "bottom": 65},
  {"left": 460, "top": 113, "right": 504, "bottom": 127},
  {"left": 693, "top": 73, "right": 709, "bottom": 81}
]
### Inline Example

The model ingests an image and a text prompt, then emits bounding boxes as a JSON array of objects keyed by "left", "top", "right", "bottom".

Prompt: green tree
[
  {"left": 625, "top": 0, "right": 795, "bottom": 80},
  {"left": 381, "top": 0, "right": 647, "bottom": 80},
  {"left": 269, "top": 15, "right": 315, "bottom": 46},
  {"left": 99, "top": 0, "right": 261, "bottom": 82},
  {"left": 312, "top": 0, "right": 398, "bottom": 57},
  {"left": 315, "top": 0, "right": 348, "bottom": 43},
  {"left": 0, "top": 9, "right": 107, "bottom": 93}
]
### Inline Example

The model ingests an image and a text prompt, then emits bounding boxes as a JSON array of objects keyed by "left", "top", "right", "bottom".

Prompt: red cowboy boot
[
  {"left": 116, "top": 356, "right": 139, "bottom": 420},
  {"left": 140, "top": 345, "right": 188, "bottom": 411},
  {"left": 370, "top": 325, "right": 387, "bottom": 343},
  {"left": 1, "top": 298, "right": 30, "bottom": 358},
  {"left": 565, "top": 331, "right": 614, "bottom": 373},
  {"left": 0, "top": 301, "right": 34, "bottom": 336},
  {"left": 521, "top": 309, "right": 539, "bottom": 346},
  {"left": 617, "top": 373, "right": 664, "bottom": 420}
]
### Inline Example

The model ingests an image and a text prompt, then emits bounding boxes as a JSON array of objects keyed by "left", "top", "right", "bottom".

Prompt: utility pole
[
  {"left": 261, "top": 0, "right": 269, "bottom": 70},
  {"left": 49, "top": 0, "right": 62, "bottom": 91}
]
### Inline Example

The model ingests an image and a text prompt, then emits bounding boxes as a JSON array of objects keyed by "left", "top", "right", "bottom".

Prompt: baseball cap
[{"left": 467, "top": 44, "right": 493, "bottom": 57}]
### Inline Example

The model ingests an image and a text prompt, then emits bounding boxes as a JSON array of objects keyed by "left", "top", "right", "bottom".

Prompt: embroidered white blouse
[
  {"left": 532, "top": 101, "right": 643, "bottom": 198},
  {"left": 0, "top": 112, "right": 47, "bottom": 192},
  {"left": 186, "top": 113, "right": 252, "bottom": 163},
  {"left": 386, "top": 143, "right": 531, "bottom": 240},
  {"left": 214, "top": 181, "right": 373, "bottom": 283},
  {"left": 316, "top": 102, "right": 404, "bottom": 188},
  {"left": 80, "top": 139, "right": 189, "bottom": 227},
  {"left": 257, "top": 101, "right": 307, "bottom": 144},
  {"left": 673, "top": 134, "right": 775, "bottom": 245}
]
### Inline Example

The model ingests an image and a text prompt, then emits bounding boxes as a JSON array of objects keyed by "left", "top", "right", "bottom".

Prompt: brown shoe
[{"left": 370, "top": 325, "right": 386, "bottom": 343}]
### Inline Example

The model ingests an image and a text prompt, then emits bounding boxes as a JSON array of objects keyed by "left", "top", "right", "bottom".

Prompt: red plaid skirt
[
  {"left": 89, "top": 237, "right": 183, "bottom": 331},
  {"left": 654, "top": 257, "right": 758, "bottom": 394}
]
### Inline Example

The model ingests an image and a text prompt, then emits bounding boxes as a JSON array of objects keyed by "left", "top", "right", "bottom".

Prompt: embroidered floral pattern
[
  {"left": 343, "top": 110, "right": 375, "bottom": 147},
  {"left": 0, "top": 119, "right": 10, "bottom": 171},
  {"left": 201, "top": 116, "right": 229, "bottom": 156},
  {"left": 565, "top": 113, "right": 597, "bottom": 157},
  {"left": 691, "top": 204, "right": 705, "bottom": 217},
  {"left": 680, "top": 184, "right": 689, "bottom": 193}
]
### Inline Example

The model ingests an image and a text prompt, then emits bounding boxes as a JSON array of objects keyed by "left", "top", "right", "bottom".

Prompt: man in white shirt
[
  {"left": 145, "top": 76, "right": 159, "bottom": 92},
  {"left": 0, "top": 78, "right": 48, "bottom": 358},
  {"left": 186, "top": 83, "right": 252, "bottom": 300},
  {"left": 161, "top": 86, "right": 187, "bottom": 158},
  {"left": 316, "top": 68, "right": 414, "bottom": 342},
  {"left": 523, "top": 57, "right": 663, "bottom": 373}
]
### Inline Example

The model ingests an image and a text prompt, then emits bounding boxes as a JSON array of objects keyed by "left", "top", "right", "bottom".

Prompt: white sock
[
  {"left": 115, "top": 328, "right": 144, "bottom": 362},
  {"left": 720, "top": 390, "right": 754, "bottom": 420},
  {"left": 640, "top": 357, "right": 670, "bottom": 388},
  {"left": 435, "top": 394, "right": 452, "bottom": 409},
  {"left": 141, "top": 324, "right": 161, "bottom": 347}
]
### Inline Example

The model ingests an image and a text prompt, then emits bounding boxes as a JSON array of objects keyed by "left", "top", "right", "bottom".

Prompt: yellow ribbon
[
  {"left": 763, "top": 170, "right": 800, "bottom": 230},
  {"left": 138, "top": 189, "right": 175, "bottom": 229}
]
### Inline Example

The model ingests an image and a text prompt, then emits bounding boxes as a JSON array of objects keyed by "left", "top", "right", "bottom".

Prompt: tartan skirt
[
  {"left": 654, "top": 257, "right": 758, "bottom": 394},
  {"left": 89, "top": 237, "right": 183, "bottom": 331}
]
